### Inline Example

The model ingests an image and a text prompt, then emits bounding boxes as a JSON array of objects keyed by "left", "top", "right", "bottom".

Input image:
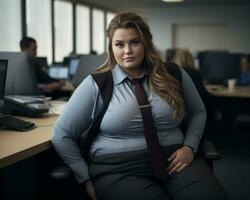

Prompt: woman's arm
[
  {"left": 180, "top": 68, "right": 207, "bottom": 153},
  {"left": 167, "top": 69, "right": 206, "bottom": 175},
  {"left": 51, "top": 75, "right": 102, "bottom": 184}
]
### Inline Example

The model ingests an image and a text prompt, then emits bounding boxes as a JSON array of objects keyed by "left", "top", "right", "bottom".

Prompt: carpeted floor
[{"left": 209, "top": 119, "right": 250, "bottom": 200}]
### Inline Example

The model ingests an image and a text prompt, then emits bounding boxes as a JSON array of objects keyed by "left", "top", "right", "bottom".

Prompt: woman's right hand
[{"left": 84, "top": 180, "right": 98, "bottom": 200}]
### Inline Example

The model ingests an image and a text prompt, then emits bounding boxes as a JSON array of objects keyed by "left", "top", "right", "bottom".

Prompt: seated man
[
  {"left": 238, "top": 54, "right": 250, "bottom": 86},
  {"left": 20, "top": 36, "right": 71, "bottom": 99}
]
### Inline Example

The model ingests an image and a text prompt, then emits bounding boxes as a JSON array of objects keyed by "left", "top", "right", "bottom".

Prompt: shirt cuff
[{"left": 183, "top": 134, "right": 201, "bottom": 154}]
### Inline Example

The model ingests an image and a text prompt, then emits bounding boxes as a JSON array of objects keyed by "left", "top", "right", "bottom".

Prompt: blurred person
[
  {"left": 20, "top": 36, "right": 70, "bottom": 99},
  {"left": 238, "top": 54, "right": 250, "bottom": 86},
  {"left": 172, "top": 48, "right": 210, "bottom": 104}
]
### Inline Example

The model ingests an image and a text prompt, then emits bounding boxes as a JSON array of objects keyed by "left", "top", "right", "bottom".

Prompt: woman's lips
[{"left": 123, "top": 57, "right": 134, "bottom": 62}]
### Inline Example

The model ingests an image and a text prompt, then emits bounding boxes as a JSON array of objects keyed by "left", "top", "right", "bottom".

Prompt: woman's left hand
[{"left": 167, "top": 146, "right": 194, "bottom": 176}]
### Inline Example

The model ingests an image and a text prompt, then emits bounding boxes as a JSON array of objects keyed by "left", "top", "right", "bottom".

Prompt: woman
[{"left": 52, "top": 13, "right": 230, "bottom": 200}]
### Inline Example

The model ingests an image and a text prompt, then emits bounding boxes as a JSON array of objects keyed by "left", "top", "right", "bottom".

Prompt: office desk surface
[
  {"left": 0, "top": 115, "right": 57, "bottom": 169},
  {"left": 206, "top": 85, "right": 250, "bottom": 98},
  {"left": 62, "top": 80, "right": 74, "bottom": 92}
]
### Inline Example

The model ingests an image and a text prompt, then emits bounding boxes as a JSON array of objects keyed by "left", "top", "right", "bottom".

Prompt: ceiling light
[{"left": 161, "top": 0, "right": 183, "bottom": 3}]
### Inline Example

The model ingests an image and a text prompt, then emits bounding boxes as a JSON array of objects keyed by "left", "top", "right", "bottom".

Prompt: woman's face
[{"left": 112, "top": 28, "right": 145, "bottom": 77}]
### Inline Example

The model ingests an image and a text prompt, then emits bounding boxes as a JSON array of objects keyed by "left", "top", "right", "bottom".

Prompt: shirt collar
[{"left": 112, "top": 64, "right": 148, "bottom": 85}]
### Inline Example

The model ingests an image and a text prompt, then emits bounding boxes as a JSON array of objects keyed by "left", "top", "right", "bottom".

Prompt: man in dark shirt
[{"left": 20, "top": 36, "right": 71, "bottom": 99}]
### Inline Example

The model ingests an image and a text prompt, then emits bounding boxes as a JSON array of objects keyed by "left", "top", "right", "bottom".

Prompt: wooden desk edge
[
  {"left": 0, "top": 140, "right": 52, "bottom": 169},
  {"left": 206, "top": 84, "right": 250, "bottom": 98}
]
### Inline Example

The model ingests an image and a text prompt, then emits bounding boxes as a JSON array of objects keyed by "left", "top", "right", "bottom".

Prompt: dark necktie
[{"left": 131, "top": 78, "right": 168, "bottom": 181}]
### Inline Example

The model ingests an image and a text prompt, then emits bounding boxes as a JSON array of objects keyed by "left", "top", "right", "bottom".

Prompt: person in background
[
  {"left": 20, "top": 36, "right": 70, "bottom": 99},
  {"left": 172, "top": 48, "right": 210, "bottom": 105},
  {"left": 52, "top": 13, "right": 230, "bottom": 200},
  {"left": 172, "top": 48, "right": 215, "bottom": 133},
  {"left": 238, "top": 54, "right": 250, "bottom": 86}
]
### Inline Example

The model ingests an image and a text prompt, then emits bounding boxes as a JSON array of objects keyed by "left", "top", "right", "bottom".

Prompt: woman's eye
[
  {"left": 115, "top": 43, "right": 124, "bottom": 48},
  {"left": 131, "top": 40, "right": 140, "bottom": 45}
]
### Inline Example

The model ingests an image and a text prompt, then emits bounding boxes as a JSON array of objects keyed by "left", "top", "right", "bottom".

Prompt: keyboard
[{"left": 0, "top": 115, "right": 36, "bottom": 131}]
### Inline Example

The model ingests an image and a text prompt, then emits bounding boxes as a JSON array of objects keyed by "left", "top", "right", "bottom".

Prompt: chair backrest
[{"left": 72, "top": 54, "right": 107, "bottom": 88}]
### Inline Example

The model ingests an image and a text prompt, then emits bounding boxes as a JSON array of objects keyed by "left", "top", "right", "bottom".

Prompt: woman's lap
[
  {"left": 164, "top": 158, "right": 230, "bottom": 200},
  {"left": 89, "top": 149, "right": 230, "bottom": 200},
  {"left": 93, "top": 173, "right": 170, "bottom": 200}
]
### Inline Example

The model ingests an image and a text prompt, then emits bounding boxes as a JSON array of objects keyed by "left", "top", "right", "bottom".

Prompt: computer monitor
[
  {"left": 68, "top": 58, "right": 80, "bottom": 77},
  {"left": 36, "top": 57, "right": 48, "bottom": 68},
  {"left": 72, "top": 54, "right": 107, "bottom": 88},
  {"left": 0, "top": 52, "right": 40, "bottom": 95},
  {"left": 198, "top": 52, "right": 241, "bottom": 84},
  {"left": 0, "top": 60, "right": 8, "bottom": 108},
  {"left": 49, "top": 65, "right": 69, "bottom": 79},
  {"left": 63, "top": 56, "right": 71, "bottom": 65},
  {"left": 0, "top": 59, "right": 38, "bottom": 130}
]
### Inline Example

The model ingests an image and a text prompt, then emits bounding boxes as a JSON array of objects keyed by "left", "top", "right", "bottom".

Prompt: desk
[
  {"left": 0, "top": 114, "right": 57, "bottom": 169},
  {"left": 206, "top": 85, "right": 250, "bottom": 98},
  {"left": 62, "top": 80, "right": 74, "bottom": 92},
  {"left": 206, "top": 85, "right": 250, "bottom": 127}
]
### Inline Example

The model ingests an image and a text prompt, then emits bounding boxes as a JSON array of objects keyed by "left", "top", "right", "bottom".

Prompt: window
[
  {"left": 105, "top": 12, "right": 116, "bottom": 51},
  {"left": 54, "top": 0, "right": 73, "bottom": 62},
  {"left": 92, "top": 9, "right": 105, "bottom": 54},
  {"left": 106, "top": 12, "right": 115, "bottom": 28},
  {"left": 0, "top": 0, "right": 22, "bottom": 51},
  {"left": 76, "top": 4, "right": 90, "bottom": 54},
  {"left": 26, "top": 0, "right": 52, "bottom": 64}
]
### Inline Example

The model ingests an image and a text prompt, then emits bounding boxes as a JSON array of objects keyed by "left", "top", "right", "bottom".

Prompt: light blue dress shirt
[{"left": 52, "top": 64, "right": 206, "bottom": 184}]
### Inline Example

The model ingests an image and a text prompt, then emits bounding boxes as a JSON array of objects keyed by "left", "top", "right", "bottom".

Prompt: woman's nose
[{"left": 124, "top": 45, "right": 132, "bottom": 54}]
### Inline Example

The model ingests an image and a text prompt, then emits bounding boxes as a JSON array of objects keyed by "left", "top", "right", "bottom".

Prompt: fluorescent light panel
[{"left": 161, "top": 0, "right": 183, "bottom": 3}]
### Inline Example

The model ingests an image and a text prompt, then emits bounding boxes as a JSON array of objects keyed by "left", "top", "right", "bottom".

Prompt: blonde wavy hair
[
  {"left": 173, "top": 48, "right": 195, "bottom": 69},
  {"left": 97, "top": 12, "right": 184, "bottom": 117}
]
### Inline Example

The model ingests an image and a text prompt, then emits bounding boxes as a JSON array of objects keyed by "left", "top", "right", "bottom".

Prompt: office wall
[{"left": 133, "top": 5, "right": 250, "bottom": 60}]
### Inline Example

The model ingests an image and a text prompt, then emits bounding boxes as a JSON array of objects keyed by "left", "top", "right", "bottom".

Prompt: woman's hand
[
  {"left": 84, "top": 180, "right": 98, "bottom": 200},
  {"left": 167, "top": 146, "right": 194, "bottom": 176}
]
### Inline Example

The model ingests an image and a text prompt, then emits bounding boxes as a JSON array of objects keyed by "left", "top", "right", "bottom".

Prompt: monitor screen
[
  {"left": 0, "top": 52, "right": 40, "bottom": 95},
  {"left": 0, "top": 60, "right": 8, "bottom": 108},
  {"left": 68, "top": 58, "right": 80, "bottom": 76},
  {"left": 198, "top": 52, "right": 241, "bottom": 84},
  {"left": 36, "top": 57, "right": 48, "bottom": 68},
  {"left": 49, "top": 65, "right": 68, "bottom": 79}
]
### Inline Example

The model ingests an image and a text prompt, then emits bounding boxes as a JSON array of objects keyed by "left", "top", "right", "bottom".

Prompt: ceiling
[{"left": 69, "top": 0, "right": 250, "bottom": 11}]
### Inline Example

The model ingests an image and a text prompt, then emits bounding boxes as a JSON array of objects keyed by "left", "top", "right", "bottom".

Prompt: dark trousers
[{"left": 89, "top": 145, "right": 230, "bottom": 200}]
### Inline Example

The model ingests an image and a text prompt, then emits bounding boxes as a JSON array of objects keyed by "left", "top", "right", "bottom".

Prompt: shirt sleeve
[
  {"left": 51, "top": 75, "right": 101, "bottom": 183},
  {"left": 180, "top": 69, "right": 207, "bottom": 153}
]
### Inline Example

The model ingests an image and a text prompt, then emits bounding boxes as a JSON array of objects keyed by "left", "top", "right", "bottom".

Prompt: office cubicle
[
  {"left": 72, "top": 54, "right": 107, "bottom": 88},
  {"left": 0, "top": 52, "right": 40, "bottom": 95}
]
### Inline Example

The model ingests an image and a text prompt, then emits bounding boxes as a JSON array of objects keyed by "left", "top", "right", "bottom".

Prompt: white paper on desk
[{"left": 48, "top": 101, "right": 67, "bottom": 115}]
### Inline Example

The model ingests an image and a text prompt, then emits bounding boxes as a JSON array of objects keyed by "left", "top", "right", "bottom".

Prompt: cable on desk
[{"left": 37, "top": 124, "right": 54, "bottom": 128}]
